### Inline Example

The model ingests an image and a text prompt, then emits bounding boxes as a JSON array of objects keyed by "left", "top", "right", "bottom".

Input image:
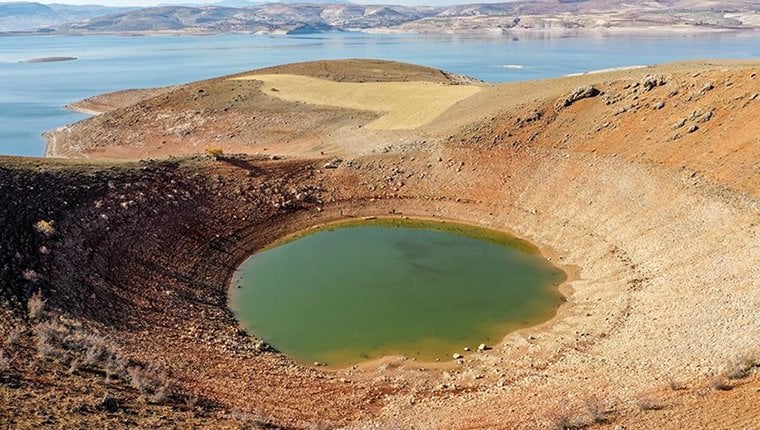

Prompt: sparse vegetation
[
  {"left": 27, "top": 291, "right": 45, "bottom": 320},
  {"left": 710, "top": 374, "right": 732, "bottom": 391},
  {"left": 724, "top": 352, "right": 760, "bottom": 380},
  {"left": 584, "top": 396, "right": 613, "bottom": 424},
  {"left": 5, "top": 328, "right": 24, "bottom": 347},
  {"left": 0, "top": 350, "right": 10, "bottom": 374},
  {"left": 636, "top": 396, "right": 664, "bottom": 411},
  {"left": 32, "top": 313, "right": 173, "bottom": 404},
  {"left": 229, "top": 409, "right": 278, "bottom": 429},
  {"left": 22, "top": 269, "right": 39, "bottom": 282},
  {"left": 205, "top": 147, "right": 224, "bottom": 160},
  {"left": 668, "top": 379, "right": 687, "bottom": 391},
  {"left": 546, "top": 402, "right": 591, "bottom": 430},
  {"left": 305, "top": 422, "right": 338, "bottom": 430},
  {"left": 33, "top": 219, "right": 55, "bottom": 236},
  {"left": 128, "top": 363, "right": 172, "bottom": 403}
]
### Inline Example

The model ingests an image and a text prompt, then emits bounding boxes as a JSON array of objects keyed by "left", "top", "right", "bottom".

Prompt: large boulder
[{"left": 557, "top": 85, "right": 601, "bottom": 109}]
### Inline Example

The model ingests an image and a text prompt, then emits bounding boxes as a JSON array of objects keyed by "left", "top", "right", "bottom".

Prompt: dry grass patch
[
  {"left": 28, "top": 291, "right": 46, "bottom": 320},
  {"left": 668, "top": 379, "right": 687, "bottom": 391},
  {"left": 724, "top": 351, "right": 760, "bottom": 380},
  {"left": 546, "top": 401, "right": 592, "bottom": 429},
  {"left": 709, "top": 375, "right": 732, "bottom": 391},
  {"left": 0, "top": 351, "right": 9, "bottom": 374},
  {"left": 32, "top": 314, "right": 174, "bottom": 403},
  {"left": 636, "top": 396, "right": 664, "bottom": 411},
  {"left": 33, "top": 219, "right": 55, "bottom": 236},
  {"left": 230, "top": 74, "right": 481, "bottom": 130}
]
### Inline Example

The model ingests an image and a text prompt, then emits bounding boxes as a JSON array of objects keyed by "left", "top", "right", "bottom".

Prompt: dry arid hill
[{"left": 2, "top": 59, "right": 760, "bottom": 429}]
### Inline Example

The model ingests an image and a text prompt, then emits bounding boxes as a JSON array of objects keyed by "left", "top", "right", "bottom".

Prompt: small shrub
[
  {"left": 710, "top": 375, "right": 732, "bottom": 391},
  {"left": 34, "top": 220, "right": 55, "bottom": 236},
  {"left": 584, "top": 396, "right": 612, "bottom": 423},
  {"left": 229, "top": 409, "right": 274, "bottom": 429},
  {"left": 0, "top": 351, "right": 10, "bottom": 374},
  {"left": 184, "top": 393, "right": 200, "bottom": 408},
  {"left": 68, "top": 358, "right": 81, "bottom": 374},
  {"left": 636, "top": 396, "right": 664, "bottom": 411},
  {"left": 205, "top": 147, "right": 224, "bottom": 160},
  {"left": 28, "top": 291, "right": 46, "bottom": 320},
  {"left": 6, "top": 328, "right": 24, "bottom": 347},
  {"left": 22, "top": 269, "right": 39, "bottom": 282},
  {"left": 724, "top": 353, "right": 760, "bottom": 380},
  {"left": 128, "top": 364, "right": 172, "bottom": 403},
  {"left": 546, "top": 402, "right": 590, "bottom": 430},
  {"left": 149, "top": 381, "right": 171, "bottom": 404},
  {"left": 33, "top": 320, "right": 67, "bottom": 357},
  {"left": 306, "top": 423, "right": 338, "bottom": 430}
]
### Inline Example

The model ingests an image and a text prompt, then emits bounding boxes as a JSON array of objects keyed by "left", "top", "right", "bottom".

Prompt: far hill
[
  {"left": 36, "top": 0, "right": 760, "bottom": 34},
  {"left": 60, "top": 3, "right": 434, "bottom": 34},
  {"left": 0, "top": 2, "right": 135, "bottom": 31}
]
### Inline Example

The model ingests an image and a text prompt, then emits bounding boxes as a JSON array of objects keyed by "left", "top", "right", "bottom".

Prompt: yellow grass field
[{"left": 230, "top": 74, "right": 481, "bottom": 130}]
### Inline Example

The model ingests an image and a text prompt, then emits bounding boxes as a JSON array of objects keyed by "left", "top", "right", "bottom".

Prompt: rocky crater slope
[{"left": 2, "top": 59, "right": 759, "bottom": 429}]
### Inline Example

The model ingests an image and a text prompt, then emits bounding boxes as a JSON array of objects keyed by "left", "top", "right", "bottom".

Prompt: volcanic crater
[{"left": 2, "top": 59, "right": 759, "bottom": 429}]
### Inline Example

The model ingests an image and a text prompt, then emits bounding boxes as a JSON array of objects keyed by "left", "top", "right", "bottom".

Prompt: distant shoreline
[
  {"left": 565, "top": 65, "right": 647, "bottom": 77},
  {"left": 2, "top": 26, "right": 758, "bottom": 38}
]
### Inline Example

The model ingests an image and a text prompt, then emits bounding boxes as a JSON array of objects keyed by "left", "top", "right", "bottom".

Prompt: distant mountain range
[
  {"left": 0, "top": 2, "right": 136, "bottom": 31},
  {"left": 2, "top": 0, "right": 759, "bottom": 34}
]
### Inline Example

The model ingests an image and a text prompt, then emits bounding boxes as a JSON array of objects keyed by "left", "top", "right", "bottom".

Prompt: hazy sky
[{"left": 0, "top": 0, "right": 504, "bottom": 6}]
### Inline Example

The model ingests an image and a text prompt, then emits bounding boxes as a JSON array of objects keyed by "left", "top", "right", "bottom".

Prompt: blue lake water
[{"left": 0, "top": 32, "right": 758, "bottom": 157}]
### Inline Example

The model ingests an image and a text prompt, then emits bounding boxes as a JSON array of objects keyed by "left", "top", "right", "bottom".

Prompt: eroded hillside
[{"left": 2, "top": 59, "right": 759, "bottom": 429}]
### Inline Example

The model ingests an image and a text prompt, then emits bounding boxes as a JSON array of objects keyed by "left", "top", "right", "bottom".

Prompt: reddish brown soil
[{"left": 2, "top": 59, "right": 759, "bottom": 429}]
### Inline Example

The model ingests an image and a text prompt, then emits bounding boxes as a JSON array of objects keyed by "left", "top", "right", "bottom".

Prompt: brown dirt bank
[
  {"left": 2, "top": 59, "right": 759, "bottom": 428},
  {"left": 65, "top": 87, "right": 176, "bottom": 115}
]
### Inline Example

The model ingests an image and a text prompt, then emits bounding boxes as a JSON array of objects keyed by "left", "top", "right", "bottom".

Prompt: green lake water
[{"left": 230, "top": 219, "right": 566, "bottom": 367}]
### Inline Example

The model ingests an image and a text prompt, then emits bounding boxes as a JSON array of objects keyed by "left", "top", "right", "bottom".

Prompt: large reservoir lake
[
  {"left": 230, "top": 219, "right": 566, "bottom": 367},
  {"left": 1, "top": 31, "right": 758, "bottom": 157}
]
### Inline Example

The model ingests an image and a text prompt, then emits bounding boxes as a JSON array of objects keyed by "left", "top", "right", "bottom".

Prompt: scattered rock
[
  {"left": 653, "top": 101, "right": 665, "bottom": 110},
  {"left": 694, "top": 110, "right": 713, "bottom": 123},
  {"left": 253, "top": 340, "right": 273, "bottom": 352},
  {"left": 515, "top": 111, "right": 543, "bottom": 127},
  {"left": 477, "top": 343, "right": 490, "bottom": 351},
  {"left": 641, "top": 74, "right": 667, "bottom": 91},
  {"left": 98, "top": 396, "right": 120, "bottom": 413},
  {"left": 687, "top": 125, "right": 699, "bottom": 133},
  {"left": 672, "top": 118, "right": 687, "bottom": 129},
  {"left": 452, "top": 353, "right": 463, "bottom": 360},
  {"left": 463, "top": 347, "right": 471, "bottom": 352},
  {"left": 323, "top": 159, "right": 342, "bottom": 169}
]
